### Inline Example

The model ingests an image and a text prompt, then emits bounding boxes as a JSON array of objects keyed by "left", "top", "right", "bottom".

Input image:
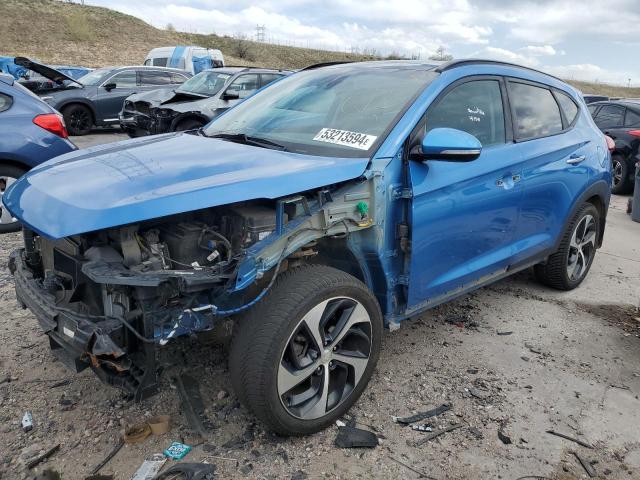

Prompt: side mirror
[
  {"left": 103, "top": 82, "right": 116, "bottom": 91},
  {"left": 222, "top": 90, "right": 240, "bottom": 100},
  {"left": 413, "top": 127, "right": 482, "bottom": 162}
]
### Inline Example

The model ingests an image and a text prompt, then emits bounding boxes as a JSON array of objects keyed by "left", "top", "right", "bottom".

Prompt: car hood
[
  {"left": 14, "top": 57, "right": 81, "bottom": 86},
  {"left": 3, "top": 133, "right": 370, "bottom": 239},
  {"left": 127, "top": 88, "right": 209, "bottom": 108}
]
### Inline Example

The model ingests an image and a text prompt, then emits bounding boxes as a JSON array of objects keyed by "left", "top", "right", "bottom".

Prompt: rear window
[
  {"left": 510, "top": 82, "right": 563, "bottom": 139},
  {"left": 0, "top": 93, "right": 12, "bottom": 112},
  {"left": 152, "top": 57, "right": 168, "bottom": 67},
  {"left": 555, "top": 91, "right": 579, "bottom": 125},
  {"left": 139, "top": 71, "right": 171, "bottom": 86},
  {"left": 625, "top": 108, "right": 640, "bottom": 126},
  {"left": 594, "top": 105, "right": 625, "bottom": 129}
]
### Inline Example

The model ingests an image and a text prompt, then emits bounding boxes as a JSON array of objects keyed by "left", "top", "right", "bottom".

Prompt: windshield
[
  {"left": 203, "top": 63, "right": 436, "bottom": 157},
  {"left": 177, "top": 71, "right": 231, "bottom": 96},
  {"left": 76, "top": 67, "right": 116, "bottom": 86}
]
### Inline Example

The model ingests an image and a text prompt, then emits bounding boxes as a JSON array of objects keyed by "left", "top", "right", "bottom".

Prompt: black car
[
  {"left": 15, "top": 58, "right": 192, "bottom": 135},
  {"left": 119, "top": 67, "right": 290, "bottom": 136},
  {"left": 583, "top": 94, "right": 609, "bottom": 104},
  {"left": 589, "top": 100, "right": 640, "bottom": 194}
]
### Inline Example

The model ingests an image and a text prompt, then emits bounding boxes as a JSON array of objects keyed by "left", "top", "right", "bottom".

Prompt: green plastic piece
[{"left": 356, "top": 201, "right": 369, "bottom": 217}]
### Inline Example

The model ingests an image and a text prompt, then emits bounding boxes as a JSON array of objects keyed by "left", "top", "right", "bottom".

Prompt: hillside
[{"left": 2, "top": 0, "right": 640, "bottom": 98}]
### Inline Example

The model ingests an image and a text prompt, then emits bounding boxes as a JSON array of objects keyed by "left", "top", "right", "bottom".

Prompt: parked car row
[{"left": 3, "top": 59, "right": 612, "bottom": 436}]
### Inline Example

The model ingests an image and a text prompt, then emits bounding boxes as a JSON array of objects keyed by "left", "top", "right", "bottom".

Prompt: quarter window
[
  {"left": 260, "top": 73, "right": 283, "bottom": 88},
  {"left": 425, "top": 80, "right": 506, "bottom": 147},
  {"left": 170, "top": 73, "right": 188, "bottom": 84},
  {"left": 0, "top": 93, "right": 12, "bottom": 112},
  {"left": 108, "top": 71, "right": 137, "bottom": 88},
  {"left": 624, "top": 108, "right": 640, "bottom": 126},
  {"left": 555, "top": 91, "right": 579, "bottom": 125},
  {"left": 139, "top": 71, "right": 171, "bottom": 86},
  {"left": 510, "top": 82, "right": 563, "bottom": 139},
  {"left": 594, "top": 105, "right": 625, "bottom": 129}
]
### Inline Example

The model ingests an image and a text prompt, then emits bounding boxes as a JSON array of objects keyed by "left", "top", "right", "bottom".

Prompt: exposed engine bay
[{"left": 10, "top": 181, "right": 378, "bottom": 400}]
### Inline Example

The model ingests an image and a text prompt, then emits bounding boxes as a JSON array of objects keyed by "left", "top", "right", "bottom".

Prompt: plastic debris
[
  {"left": 124, "top": 422, "right": 152, "bottom": 444},
  {"left": 410, "top": 424, "right": 433, "bottom": 432},
  {"left": 175, "top": 374, "right": 212, "bottom": 438},
  {"left": 469, "top": 387, "right": 491, "bottom": 399},
  {"left": 27, "top": 444, "right": 60, "bottom": 469},
  {"left": 334, "top": 426, "right": 378, "bottom": 448},
  {"left": 572, "top": 451, "right": 597, "bottom": 478},
  {"left": 148, "top": 415, "right": 171, "bottom": 435},
  {"left": 22, "top": 411, "right": 33, "bottom": 432},
  {"left": 130, "top": 454, "right": 167, "bottom": 480},
  {"left": 153, "top": 463, "right": 216, "bottom": 480},
  {"left": 164, "top": 441, "right": 192, "bottom": 459},
  {"left": 90, "top": 438, "right": 124, "bottom": 475},
  {"left": 409, "top": 424, "right": 462, "bottom": 447},
  {"left": 388, "top": 456, "right": 438, "bottom": 480},
  {"left": 393, "top": 404, "right": 451, "bottom": 425}
]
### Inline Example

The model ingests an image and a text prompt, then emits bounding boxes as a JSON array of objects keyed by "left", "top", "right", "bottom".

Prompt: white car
[{"left": 144, "top": 46, "right": 224, "bottom": 75}]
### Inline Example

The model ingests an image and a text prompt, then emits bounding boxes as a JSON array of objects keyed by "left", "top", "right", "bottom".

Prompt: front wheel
[
  {"left": 229, "top": 265, "right": 383, "bottom": 435},
  {"left": 173, "top": 118, "right": 205, "bottom": 132},
  {"left": 534, "top": 203, "right": 600, "bottom": 290},
  {"left": 0, "top": 164, "right": 27, "bottom": 233}
]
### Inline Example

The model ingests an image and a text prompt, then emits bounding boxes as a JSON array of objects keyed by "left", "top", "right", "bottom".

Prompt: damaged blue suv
[{"left": 3, "top": 60, "right": 611, "bottom": 436}]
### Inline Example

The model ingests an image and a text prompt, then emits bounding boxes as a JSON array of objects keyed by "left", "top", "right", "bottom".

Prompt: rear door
[
  {"left": 95, "top": 69, "right": 138, "bottom": 123},
  {"left": 407, "top": 77, "right": 524, "bottom": 307},
  {"left": 508, "top": 79, "right": 598, "bottom": 264}
]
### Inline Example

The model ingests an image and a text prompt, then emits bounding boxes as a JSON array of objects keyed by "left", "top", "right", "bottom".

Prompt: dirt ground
[{"left": 0, "top": 135, "right": 639, "bottom": 479}]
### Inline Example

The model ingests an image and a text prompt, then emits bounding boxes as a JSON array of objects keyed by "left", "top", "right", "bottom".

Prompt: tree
[
  {"left": 429, "top": 46, "right": 453, "bottom": 62},
  {"left": 165, "top": 23, "right": 176, "bottom": 32}
]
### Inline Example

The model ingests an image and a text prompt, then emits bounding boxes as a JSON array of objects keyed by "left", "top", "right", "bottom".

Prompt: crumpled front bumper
[
  {"left": 8, "top": 249, "right": 126, "bottom": 375},
  {"left": 119, "top": 108, "right": 173, "bottom": 136}
]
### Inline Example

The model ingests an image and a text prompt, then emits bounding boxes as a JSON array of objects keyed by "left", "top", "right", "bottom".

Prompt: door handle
[{"left": 567, "top": 155, "right": 586, "bottom": 165}]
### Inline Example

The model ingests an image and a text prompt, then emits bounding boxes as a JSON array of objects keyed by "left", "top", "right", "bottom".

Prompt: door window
[
  {"left": 260, "top": 73, "right": 283, "bottom": 88},
  {"left": 226, "top": 74, "right": 260, "bottom": 99},
  {"left": 624, "top": 108, "right": 640, "bottom": 126},
  {"left": 587, "top": 104, "right": 600, "bottom": 116},
  {"left": 593, "top": 104, "right": 625, "bottom": 129},
  {"left": 555, "top": 91, "right": 579, "bottom": 125},
  {"left": 107, "top": 71, "right": 136, "bottom": 88},
  {"left": 425, "top": 80, "right": 506, "bottom": 147},
  {"left": 139, "top": 71, "right": 172, "bottom": 86},
  {"left": 510, "top": 82, "right": 563, "bottom": 139}
]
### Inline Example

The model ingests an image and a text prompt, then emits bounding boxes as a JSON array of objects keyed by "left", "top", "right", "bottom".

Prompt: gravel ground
[{"left": 0, "top": 134, "right": 639, "bottom": 479}]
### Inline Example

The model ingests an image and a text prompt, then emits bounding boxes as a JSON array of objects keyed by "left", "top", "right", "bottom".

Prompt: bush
[{"left": 231, "top": 33, "right": 254, "bottom": 61}]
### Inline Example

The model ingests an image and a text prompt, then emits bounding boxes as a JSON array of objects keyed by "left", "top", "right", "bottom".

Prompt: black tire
[
  {"left": 534, "top": 203, "right": 600, "bottom": 290},
  {"left": 611, "top": 154, "right": 632, "bottom": 195},
  {"left": 62, "top": 104, "right": 93, "bottom": 136},
  {"left": 229, "top": 265, "right": 383, "bottom": 436},
  {"left": 0, "top": 164, "right": 27, "bottom": 234},
  {"left": 173, "top": 118, "right": 205, "bottom": 132},
  {"left": 121, "top": 126, "right": 141, "bottom": 138}
]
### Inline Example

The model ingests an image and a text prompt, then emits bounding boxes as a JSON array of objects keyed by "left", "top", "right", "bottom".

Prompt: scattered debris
[
  {"left": 334, "top": 426, "right": 379, "bottom": 448},
  {"left": 498, "top": 421, "right": 512, "bottom": 445},
  {"left": 148, "top": 415, "right": 171, "bottom": 435},
  {"left": 572, "top": 451, "right": 597, "bottom": 478},
  {"left": 33, "top": 469, "right": 61, "bottom": 480},
  {"left": 468, "top": 427, "right": 483, "bottom": 440},
  {"left": 291, "top": 471, "right": 308, "bottom": 480},
  {"left": 89, "top": 438, "right": 123, "bottom": 475},
  {"left": 124, "top": 422, "right": 151, "bottom": 444},
  {"left": 22, "top": 411, "right": 33, "bottom": 432},
  {"left": 388, "top": 455, "right": 438, "bottom": 480},
  {"left": 175, "top": 374, "right": 212, "bottom": 438},
  {"left": 0, "top": 374, "right": 11, "bottom": 385},
  {"left": 393, "top": 404, "right": 451, "bottom": 425},
  {"left": 467, "top": 367, "right": 479, "bottom": 374},
  {"left": 85, "top": 475, "right": 113, "bottom": 480},
  {"left": 130, "top": 454, "right": 167, "bottom": 480},
  {"left": 409, "top": 424, "right": 462, "bottom": 447},
  {"left": 469, "top": 387, "right": 491, "bottom": 400},
  {"left": 411, "top": 424, "right": 433, "bottom": 432},
  {"left": 49, "top": 379, "right": 71, "bottom": 389},
  {"left": 164, "top": 441, "right": 192, "bottom": 459},
  {"left": 27, "top": 444, "right": 60, "bottom": 469},
  {"left": 153, "top": 463, "right": 216, "bottom": 479},
  {"left": 525, "top": 342, "right": 542, "bottom": 354},
  {"left": 546, "top": 430, "right": 594, "bottom": 449},
  {"left": 497, "top": 331, "right": 513, "bottom": 336}
]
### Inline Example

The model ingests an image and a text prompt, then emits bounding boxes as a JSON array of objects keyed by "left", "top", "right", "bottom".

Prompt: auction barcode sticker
[{"left": 313, "top": 128, "right": 377, "bottom": 150}]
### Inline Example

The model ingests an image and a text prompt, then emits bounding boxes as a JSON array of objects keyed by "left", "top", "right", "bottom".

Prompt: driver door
[
  {"left": 407, "top": 77, "right": 524, "bottom": 307},
  {"left": 95, "top": 70, "right": 138, "bottom": 123}
]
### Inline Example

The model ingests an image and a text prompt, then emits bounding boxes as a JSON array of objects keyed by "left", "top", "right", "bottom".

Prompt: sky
[{"left": 87, "top": 0, "right": 640, "bottom": 86}]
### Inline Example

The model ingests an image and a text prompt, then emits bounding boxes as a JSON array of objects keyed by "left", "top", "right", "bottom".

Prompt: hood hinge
[{"left": 392, "top": 187, "right": 413, "bottom": 200}]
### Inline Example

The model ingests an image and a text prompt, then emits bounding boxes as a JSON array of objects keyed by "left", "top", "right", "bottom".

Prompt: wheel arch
[
  {"left": 0, "top": 158, "right": 30, "bottom": 173},
  {"left": 170, "top": 112, "right": 209, "bottom": 131},
  {"left": 58, "top": 100, "right": 97, "bottom": 123}
]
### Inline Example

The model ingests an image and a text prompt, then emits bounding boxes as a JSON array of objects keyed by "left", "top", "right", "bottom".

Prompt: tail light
[
  {"left": 628, "top": 130, "right": 640, "bottom": 137},
  {"left": 33, "top": 113, "right": 68, "bottom": 139},
  {"left": 604, "top": 135, "right": 615, "bottom": 152}
]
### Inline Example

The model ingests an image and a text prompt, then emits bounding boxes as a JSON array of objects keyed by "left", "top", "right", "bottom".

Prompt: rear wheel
[
  {"left": 229, "top": 265, "right": 382, "bottom": 435},
  {"left": 534, "top": 203, "right": 600, "bottom": 290},
  {"left": 173, "top": 118, "right": 205, "bottom": 132},
  {"left": 0, "top": 164, "right": 27, "bottom": 234},
  {"left": 611, "top": 154, "right": 632, "bottom": 194},
  {"left": 62, "top": 104, "right": 93, "bottom": 136}
]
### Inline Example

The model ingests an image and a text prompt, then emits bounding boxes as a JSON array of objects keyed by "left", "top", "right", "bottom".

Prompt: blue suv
[
  {"left": 0, "top": 74, "right": 75, "bottom": 233},
  {"left": 3, "top": 60, "right": 610, "bottom": 435}
]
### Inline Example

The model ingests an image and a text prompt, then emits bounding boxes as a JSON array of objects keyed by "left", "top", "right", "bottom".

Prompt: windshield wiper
[{"left": 208, "top": 132, "right": 288, "bottom": 151}]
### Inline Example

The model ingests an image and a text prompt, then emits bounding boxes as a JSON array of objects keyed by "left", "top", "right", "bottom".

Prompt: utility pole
[{"left": 255, "top": 24, "right": 266, "bottom": 42}]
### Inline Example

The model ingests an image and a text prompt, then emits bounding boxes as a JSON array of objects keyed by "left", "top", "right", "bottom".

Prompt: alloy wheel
[
  {"left": 566, "top": 214, "right": 596, "bottom": 282},
  {"left": 70, "top": 109, "right": 91, "bottom": 132},
  {"left": 612, "top": 159, "right": 623, "bottom": 187},
  {"left": 278, "top": 297, "right": 372, "bottom": 420},
  {"left": 0, "top": 176, "right": 18, "bottom": 226}
]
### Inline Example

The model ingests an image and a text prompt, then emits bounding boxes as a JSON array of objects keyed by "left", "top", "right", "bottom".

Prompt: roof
[
  {"left": 201, "top": 67, "right": 291, "bottom": 74},
  {"left": 591, "top": 99, "right": 640, "bottom": 108},
  {"left": 113, "top": 65, "right": 190, "bottom": 73}
]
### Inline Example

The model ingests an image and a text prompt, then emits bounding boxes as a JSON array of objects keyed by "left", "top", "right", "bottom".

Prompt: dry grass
[{"left": 1, "top": 0, "right": 638, "bottom": 98}]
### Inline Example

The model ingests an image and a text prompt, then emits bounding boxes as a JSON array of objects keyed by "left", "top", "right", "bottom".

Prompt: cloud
[{"left": 523, "top": 45, "right": 556, "bottom": 56}]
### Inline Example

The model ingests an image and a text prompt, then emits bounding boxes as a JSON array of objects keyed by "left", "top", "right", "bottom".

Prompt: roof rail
[
  {"left": 301, "top": 61, "right": 353, "bottom": 71},
  {"left": 435, "top": 59, "right": 564, "bottom": 82}
]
